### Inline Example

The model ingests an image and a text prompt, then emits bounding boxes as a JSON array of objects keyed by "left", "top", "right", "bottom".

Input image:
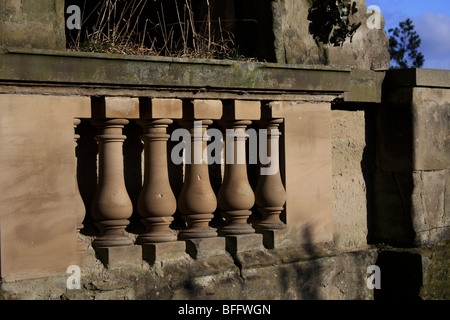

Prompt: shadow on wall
[
  {"left": 332, "top": 94, "right": 417, "bottom": 245},
  {"left": 369, "top": 77, "right": 416, "bottom": 248},
  {"left": 123, "top": 121, "right": 145, "bottom": 235},
  {"left": 75, "top": 119, "right": 98, "bottom": 238},
  {"left": 292, "top": 227, "right": 323, "bottom": 299},
  {"left": 374, "top": 250, "right": 423, "bottom": 300},
  {"left": 361, "top": 103, "right": 376, "bottom": 246},
  {"left": 279, "top": 226, "right": 323, "bottom": 300},
  {"left": 331, "top": 98, "right": 423, "bottom": 300},
  {"left": 177, "top": 225, "right": 326, "bottom": 300}
]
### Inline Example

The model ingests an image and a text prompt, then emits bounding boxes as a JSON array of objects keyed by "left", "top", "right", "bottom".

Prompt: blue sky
[{"left": 367, "top": 0, "right": 450, "bottom": 69}]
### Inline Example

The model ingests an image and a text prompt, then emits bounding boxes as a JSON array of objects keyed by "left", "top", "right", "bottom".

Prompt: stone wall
[
  {"left": 0, "top": 0, "right": 65, "bottom": 50},
  {"left": 0, "top": 94, "right": 90, "bottom": 281},
  {"left": 331, "top": 107, "right": 370, "bottom": 249},
  {"left": 373, "top": 69, "right": 450, "bottom": 247},
  {"left": 1, "top": 244, "right": 379, "bottom": 300},
  {"left": 271, "top": 0, "right": 390, "bottom": 70},
  {"left": 0, "top": 1, "right": 449, "bottom": 301}
]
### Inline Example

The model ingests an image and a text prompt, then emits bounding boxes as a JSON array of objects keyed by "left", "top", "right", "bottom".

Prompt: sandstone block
[
  {"left": 92, "top": 97, "right": 140, "bottom": 119},
  {"left": 142, "top": 241, "right": 187, "bottom": 263},
  {"left": 183, "top": 100, "right": 223, "bottom": 120},
  {"left": 139, "top": 98, "right": 183, "bottom": 119},
  {"left": 259, "top": 229, "right": 293, "bottom": 249},
  {"left": 185, "top": 237, "right": 226, "bottom": 259},
  {"left": 94, "top": 245, "right": 142, "bottom": 268},
  {"left": 225, "top": 234, "right": 264, "bottom": 255},
  {"left": 222, "top": 100, "right": 261, "bottom": 120}
]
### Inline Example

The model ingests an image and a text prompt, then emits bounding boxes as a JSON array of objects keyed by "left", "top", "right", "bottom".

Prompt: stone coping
[
  {"left": 386, "top": 68, "right": 450, "bottom": 89},
  {"left": 0, "top": 47, "right": 352, "bottom": 94}
]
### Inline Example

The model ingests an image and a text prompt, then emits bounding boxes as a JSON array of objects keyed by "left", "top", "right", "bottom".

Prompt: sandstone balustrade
[
  {"left": 90, "top": 118, "right": 134, "bottom": 248},
  {"left": 255, "top": 118, "right": 287, "bottom": 231},
  {"left": 72, "top": 98, "right": 288, "bottom": 264},
  {"left": 137, "top": 98, "right": 183, "bottom": 244},
  {"left": 177, "top": 100, "right": 223, "bottom": 240},
  {"left": 217, "top": 100, "right": 261, "bottom": 236}
]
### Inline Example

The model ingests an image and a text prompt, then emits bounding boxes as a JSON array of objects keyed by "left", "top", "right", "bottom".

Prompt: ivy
[{"left": 308, "top": 0, "right": 361, "bottom": 47}]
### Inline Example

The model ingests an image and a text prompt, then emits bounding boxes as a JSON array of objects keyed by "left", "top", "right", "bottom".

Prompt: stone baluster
[
  {"left": 73, "top": 118, "right": 86, "bottom": 250},
  {"left": 255, "top": 118, "right": 286, "bottom": 231},
  {"left": 178, "top": 100, "right": 222, "bottom": 240},
  {"left": 90, "top": 118, "right": 133, "bottom": 248},
  {"left": 218, "top": 100, "right": 261, "bottom": 236},
  {"left": 137, "top": 98, "right": 182, "bottom": 243}
]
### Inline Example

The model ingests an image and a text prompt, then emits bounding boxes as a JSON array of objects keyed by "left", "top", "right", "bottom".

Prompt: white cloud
[{"left": 415, "top": 13, "right": 450, "bottom": 70}]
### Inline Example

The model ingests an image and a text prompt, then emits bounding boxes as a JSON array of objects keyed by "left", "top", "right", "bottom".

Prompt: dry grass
[{"left": 67, "top": 0, "right": 255, "bottom": 61}]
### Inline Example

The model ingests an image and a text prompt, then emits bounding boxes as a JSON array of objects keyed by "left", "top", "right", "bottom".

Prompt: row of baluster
[{"left": 72, "top": 98, "right": 287, "bottom": 249}]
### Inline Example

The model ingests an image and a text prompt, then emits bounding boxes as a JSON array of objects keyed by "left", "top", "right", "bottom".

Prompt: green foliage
[
  {"left": 388, "top": 18, "right": 425, "bottom": 69},
  {"left": 308, "top": 0, "right": 361, "bottom": 47}
]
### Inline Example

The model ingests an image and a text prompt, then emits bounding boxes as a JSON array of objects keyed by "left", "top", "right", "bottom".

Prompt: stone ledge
[
  {"left": 0, "top": 48, "right": 351, "bottom": 95},
  {"left": 386, "top": 68, "right": 450, "bottom": 89},
  {"left": 0, "top": 244, "right": 384, "bottom": 300},
  {"left": 235, "top": 242, "right": 339, "bottom": 270},
  {"left": 9, "top": 243, "right": 450, "bottom": 300}
]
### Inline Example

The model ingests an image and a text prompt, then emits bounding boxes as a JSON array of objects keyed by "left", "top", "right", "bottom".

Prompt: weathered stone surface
[
  {"left": 373, "top": 169, "right": 450, "bottom": 247},
  {"left": 225, "top": 234, "right": 264, "bottom": 255},
  {"left": 280, "top": 102, "right": 333, "bottom": 244},
  {"left": 374, "top": 245, "right": 450, "bottom": 300},
  {"left": 372, "top": 170, "right": 416, "bottom": 247},
  {"left": 183, "top": 99, "right": 223, "bottom": 120},
  {"left": 420, "top": 243, "right": 450, "bottom": 300},
  {"left": 94, "top": 245, "right": 142, "bottom": 268},
  {"left": 343, "top": 69, "right": 385, "bottom": 103},
  {"left": 377, "top": 73, "right": 450, "bottom": 172},
  {"left": 375, "top": 88, "right": 415, "bottom": 172},
  {"left": 0, "top": 242, "right": 380, "bottom": 300},
  {"left": 411, "top": 170, "right": 450, "bottom": 246},
  {"left": 3, "top": 241, "right": 449, "bottom": 300},
  {"left": 0, "top": 49, "right": 351, "bottom": 95},
  {"left": 0, "top": 0, "right": 65, "bottom": 50},
  {"left": 222, "top": 100, "right": 261, "bottom": 120},
  {"left": 259, "top": 229, "right": 293, "bottom": 249},
  {"left": 271, "top": 0, "right": 327, "bottom": 65},
  {"left": 271, "top": 0, "right": 390, "bottom": 70},
  {"left": 327, "top": 0, "right": 390, "bottom": 71},
  {"left": 0, "top": 94, "right": 90, "bottom": 281},
  {"left": 331, "top": 109, "right": 369, "bottom": 249},
  {"left": 386, "top": 68, "right": 450, "bottom": 89},
  {"left": 411, "top": 88, "right": 450, "bottom": 171},
  {"left": 374, "top": 70, "right": 450, "bottom": 247},
  {"left": 92, "top": 97, "right": 140, "bottom": 119},
  {"left": 139, "top": 98, "right": 183, "bottom": 119},
  {"left": 142, "top": 241, "right": 188, "bottom": 264},
  {"left": 185, "top": 237, "right": 226, "bottom": 259}
]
